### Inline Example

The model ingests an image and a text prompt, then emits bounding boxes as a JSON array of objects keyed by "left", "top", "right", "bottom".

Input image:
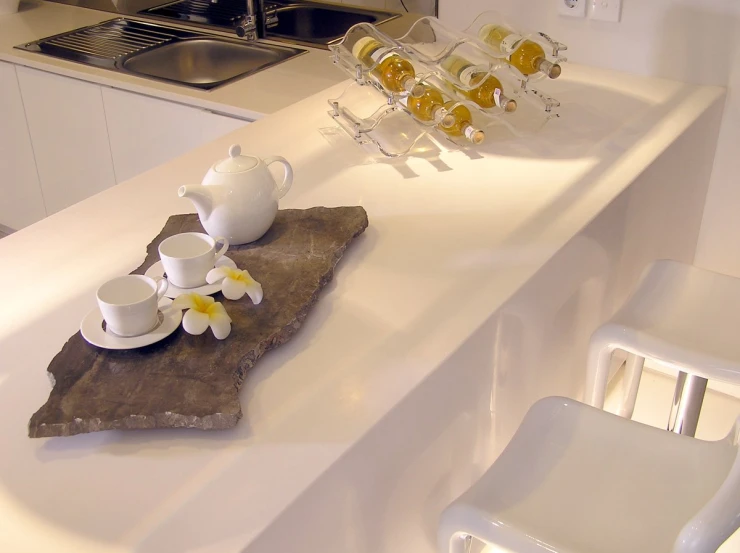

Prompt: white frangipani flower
[
  {"left": 172, "top": 293, "right": 232, "bottom": 340},
  {"left": 206, "top": 266, "right": 263, "bottom": 304}
]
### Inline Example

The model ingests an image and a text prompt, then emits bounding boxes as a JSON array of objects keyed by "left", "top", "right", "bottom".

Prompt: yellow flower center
[
  {"left": 192, "top": 294, "right": 214, "bottom": 313},
  {"left": 224, "top": 268, "right": 253, "bottom": 284},
  {"left": 206, "top": 303, "right": 223, "bottom": 316}
]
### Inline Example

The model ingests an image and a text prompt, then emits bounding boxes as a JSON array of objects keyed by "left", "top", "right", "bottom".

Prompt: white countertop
[
  {"left": 0, "top": 63, "right": 725, "bottom": 552},
  {"left": 0, "top": 0, "right": 351, "bottom": 119}
]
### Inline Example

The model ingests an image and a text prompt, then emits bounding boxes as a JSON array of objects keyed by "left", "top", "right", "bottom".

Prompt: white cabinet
[
  {"left": 102, "top": 88, "right": 249, "bottom": 183},
  {"left": 0, "top": 62, "right": 45, "bottom": 230},
  {"left": 7, "top": 65, "right": 248, "bottom": 224},
  {"left": 16, "top": 66, "right": 116, "bottom": 216}
]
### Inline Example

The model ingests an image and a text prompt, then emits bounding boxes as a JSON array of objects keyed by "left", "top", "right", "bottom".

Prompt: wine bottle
[
  {"left": 352, "top": 37, "right": 424, "bottom": 96},
  {"left": 441, "top": 55, "right": 517, "bottom": 112},
  {"left": 478, "top": 24, "right": 561, "bottom": 79},
  {"left": 440, "top": 101, "right": 485, "bottom": 144},
  {"left": 404, "top": 85, "right": 455, "bottom": 127}
]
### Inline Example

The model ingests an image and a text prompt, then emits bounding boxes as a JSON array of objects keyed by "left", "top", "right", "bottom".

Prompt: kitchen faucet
[
  {"left": 209, "top": 0, "right": 259, "bottom": 40},
  {"left": 235, "top": 0, "right": 259, "bottom": 39}
]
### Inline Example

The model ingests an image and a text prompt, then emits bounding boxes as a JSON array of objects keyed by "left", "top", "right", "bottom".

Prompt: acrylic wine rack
[{"left": 326, "top": 11, "right": 568, "bottom": 158}]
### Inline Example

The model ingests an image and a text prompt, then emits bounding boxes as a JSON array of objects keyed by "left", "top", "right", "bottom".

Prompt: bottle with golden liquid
[
  {"left": 352, "top": 37, "right": 424, "bottom": 95},
  {"left": 439, "top": 100, "right": 485, "bottom": 144},
  {"left": 404, "top": 84, "right": 455, "bottom": 127},
  {"left": 440, "top": 55, "right": 517, "bottom": 112},
  {"left": 478, "top": 24, "right": 561, "bottom": 79}
]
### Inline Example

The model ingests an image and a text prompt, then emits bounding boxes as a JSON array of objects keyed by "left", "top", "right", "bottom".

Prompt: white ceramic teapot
[{"left": 179, "top": 144, "right": 293, "bottom": 245}]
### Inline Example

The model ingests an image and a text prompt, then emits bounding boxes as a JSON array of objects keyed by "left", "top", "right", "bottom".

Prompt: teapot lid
[{"left": 214, "top": 144, "right": 258, "bottom": 173}]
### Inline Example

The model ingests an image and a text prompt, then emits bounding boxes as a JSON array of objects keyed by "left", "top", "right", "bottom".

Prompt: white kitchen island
[{"left": 0, "top": 61, "right": 726, "bottom": 552}]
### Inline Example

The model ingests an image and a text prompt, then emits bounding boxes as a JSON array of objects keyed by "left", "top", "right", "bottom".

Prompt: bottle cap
[
  {"left": 538, "top": 59, "right": 562, "bottom": 79},
  {"left": 503, "top": 98, "right": 518, "bottom": 113},
  {"left": 464, "top": 125, "right": 485, "bottom": 145},
  {"left": 404, "top": 79, "right": 425, "bottom": 98},
  {"left": 437, "top": 110, "right": 455, "bottom": 128}
]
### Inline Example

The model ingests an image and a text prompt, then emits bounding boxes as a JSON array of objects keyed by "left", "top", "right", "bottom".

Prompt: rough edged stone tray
[{"left": 29, "top": 207, "right": 368, "bottom": 438}]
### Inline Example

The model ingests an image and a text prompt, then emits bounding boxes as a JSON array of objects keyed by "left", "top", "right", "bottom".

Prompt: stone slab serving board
[{"left": 29, "top": 207, "right": 368, "bottom": 438}]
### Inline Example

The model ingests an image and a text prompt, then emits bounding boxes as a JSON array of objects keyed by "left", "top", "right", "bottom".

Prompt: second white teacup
[
  {"left": 97, "top": 275, "right": 168, "bottom": 337},
  {"left": 158, "top": 232, "right": 229, "bottom": 289}
]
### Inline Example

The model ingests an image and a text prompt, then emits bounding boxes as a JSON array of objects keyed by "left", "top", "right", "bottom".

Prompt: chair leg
[
  {"left": 585, "top": 342, "right": 615, "bottom": 409},
  {"left": 439, "top": 533, "right": 470, "bottom": 553},
  {"left": 439, "top": 504, "right": 521, "bottom": 553},
  {"left": 667, "top": 372, "right": 708, "bottom": 437},
  {"left": 617, "top": 354, "right": 645, "bottom": 419}
]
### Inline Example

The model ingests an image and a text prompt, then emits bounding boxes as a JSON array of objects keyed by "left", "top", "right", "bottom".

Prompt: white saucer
[
  {"left": 144, "top": 255, "right": 237, "bottom": 298},
  {"left": 80, "top": 298, "right": 183, "bottom": 350}
]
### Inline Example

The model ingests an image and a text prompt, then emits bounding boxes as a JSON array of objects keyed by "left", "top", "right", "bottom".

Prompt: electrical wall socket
[
  {"left": 590, "top": 0, "right": 622, "bottom": 21},
  {"left": 558, "top": 0, "right": 586, "bottom": 18}
]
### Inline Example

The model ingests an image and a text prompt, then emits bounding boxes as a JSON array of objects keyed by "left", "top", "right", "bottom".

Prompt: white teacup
[
  {"left": 97, "top": 275, "right": 168, "bottom": 337},
  {"left": 158, "top": 232, "right": 229, "bottom": 289}
]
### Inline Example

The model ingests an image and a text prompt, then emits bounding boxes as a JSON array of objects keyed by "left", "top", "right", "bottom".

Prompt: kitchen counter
[
  {"left": 0, "top": 0, "right": 362, "bottom": 119},
  {"left": 0, "top": 61, "right": 726, "bottom": 552}
]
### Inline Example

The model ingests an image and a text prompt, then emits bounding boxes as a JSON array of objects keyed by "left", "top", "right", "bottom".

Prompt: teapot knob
[{"left": 228, "top": 144, "right": 241, "bottom": 158}]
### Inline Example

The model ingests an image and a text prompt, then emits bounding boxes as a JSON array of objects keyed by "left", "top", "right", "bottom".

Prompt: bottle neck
[
  {"left": 500, "top": 95, "right": 517, "bottom": 113},
  {"left": 462, "top": 124, "right": 485, "bottom": 144},
  {"left": 485, "top": 85, "right": 513, "bottom": 111},
  {"left": 402, "top": 77, "right": 424, "bottom": 98},
  {"left": 431, "top": 105, "right": 455, "bottom": 128},
  {"left": 536, "top": 58, "right": 562, "bottom": 79}
]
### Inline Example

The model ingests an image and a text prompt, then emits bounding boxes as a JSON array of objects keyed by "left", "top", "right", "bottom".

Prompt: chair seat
[
  {"left": 439, "top": 397, "right": 738, "bottom": 553},
  {"left": 600, "top": 260, "right": 740, "bottom": 383}
]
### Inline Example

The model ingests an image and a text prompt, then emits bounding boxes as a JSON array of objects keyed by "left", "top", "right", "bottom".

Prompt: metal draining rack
[{"left": 17, "top": 19, "right": 182, "bottom": 63}]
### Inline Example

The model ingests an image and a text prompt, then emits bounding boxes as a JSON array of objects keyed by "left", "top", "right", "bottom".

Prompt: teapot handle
[{"left": 264, "top": 156, "right": 293, "bottom": 199}]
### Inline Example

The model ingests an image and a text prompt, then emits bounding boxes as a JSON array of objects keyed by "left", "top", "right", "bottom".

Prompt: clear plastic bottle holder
[
  {"left": 327, "top": 15, "right": 567, "bottom": 157},
  {"left": 463, "top": 11, "right": 568, "bottom": 83},
  {"left": 331, "top": 23, "right": 434, "bottom": 92},
  {"left": 327, "top": 82, "right": 430, "bottom": 157}
]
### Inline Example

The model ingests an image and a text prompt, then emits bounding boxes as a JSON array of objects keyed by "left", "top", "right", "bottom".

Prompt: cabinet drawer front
[
  {"left": 102, "top": 87, "right": 249, "bottom": 184},
  {"left": 16, "top": 66, "right": 116, "bottom": 216},
  {"left": 0, "top": 62, "right": 45, "bottom": 230}
]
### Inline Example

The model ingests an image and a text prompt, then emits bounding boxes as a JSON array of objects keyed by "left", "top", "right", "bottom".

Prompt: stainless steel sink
[
  {"left": 139, "top": 0, "right": 400, "bottom": 49},
  {"left": 15, "top": 18, "right": 305, "bottom": 90},
  {"left": 263, "top": 3, "right": 399, "bottom": 46},
  {"left": 265, "top": 0, "right": 399, "bottom": 47},
  {"left": 123, "top": 38, "right": 293, "bottom": 86}
]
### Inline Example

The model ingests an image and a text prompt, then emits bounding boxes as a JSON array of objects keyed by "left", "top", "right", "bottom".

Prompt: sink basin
[
  {"left": 15, "top": 18, "right": 306, "bottom": 90},
  {"left": 264, "top": 2, "right": 399, "bottom": 47},
  {"left": 137, "top": 0, "right": 400, "bottom": 50},
  {"left": 124, "top": 38, "right": 297, "bottom": 87},
  {"left": 269, "top": 6, "right": 377, "bottom": 40}
]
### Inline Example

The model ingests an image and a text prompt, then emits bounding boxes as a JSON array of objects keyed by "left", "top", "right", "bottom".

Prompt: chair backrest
[{"left": 673, "top": 416, "right": 740, "bottom": 553}]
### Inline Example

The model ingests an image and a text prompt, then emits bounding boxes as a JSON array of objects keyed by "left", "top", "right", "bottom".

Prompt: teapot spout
[{"left": 178, "top": 185, "right": 213, "bottom": 220}]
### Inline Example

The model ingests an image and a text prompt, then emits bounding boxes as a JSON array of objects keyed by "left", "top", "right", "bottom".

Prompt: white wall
[{"left": 439, "top": 0, "right": 740, "bottom": 277}]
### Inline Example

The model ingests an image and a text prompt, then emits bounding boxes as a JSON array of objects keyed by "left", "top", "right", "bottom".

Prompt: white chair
[
  {"left": 586, "top": 260, "right": 740, "bottom": 435},
  {"left": 438, "top": 397, "right": 740, "bottom": 553}
]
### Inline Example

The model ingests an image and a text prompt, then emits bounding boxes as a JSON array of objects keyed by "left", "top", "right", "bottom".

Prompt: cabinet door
[
  {"left": 0, "top": 62, "right": 45, "bottom": 230},
  {"left": 16, "top": 66, "right": 116, "bottom": 216},
  {"left": 102, "top": 88, "right": 249, "bottom": 184}
]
